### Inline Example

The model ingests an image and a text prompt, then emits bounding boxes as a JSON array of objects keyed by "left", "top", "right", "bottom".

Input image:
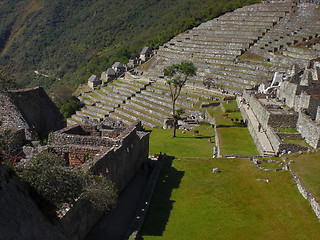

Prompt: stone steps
[
  {"left": 101, "top": 86, "right": 132, "bottom": 98},
  {"left": 84, "top": 93, "right": 120, "bottom": 108},
  {"left": 81, "top": 107, "right": 107, "bottom": 118},
  {"left": 126, "top": 98, "right": 171, "bottom": 119},
  {"left": 67, "top": 118, "right": 81, "bottom": 126},
  {"left": 119, "top": 105, "right": 164, "bottom": 125},
  {"left": 161, "top": 44, "right": 243, "bottom": 56},
  {"left": 130, "top": 96, "right": 171, "bottom": 113},
  {"left": 112, "top": 108, "right": 160, "bottom": 128},
  {"left": 141, "top": 88, "right": 195, "bottom": 109},
  {"left": 219, "top": 14, "right": 280, "bottom": 23},
  {"left": 77, "top": 95, "right": 95, "bottom": 105},
  {"left": 158, "top": 49, "right": 237, "bottom": 61},
  {"left": 170, "top": 39, "right": 250, "bottom": 49},
  {"left": 94, "top": 90, "right": 125, "bottom": 104},
  {"left": 70, "top": 114, "right": 84, "bottom": 123},
  {"left": 95, "top": 102, "right": 116, "bottom": 112},
  {"left": 108, "top": 112, "right": 135, "bottom": 126},
  {"left": 111, "top": 80, "right": 146, "bottom": 92},
  {"left": 75, "top": 110, "right": 102, "bottom": 121},
  {"left": 86, "top": 104, "right": 113, "bottom": 114},
  {"left": 108, "top": 84, "right": 138, "bottom": 96},
  {"left": 146, "top": 83, "right": 199, "bottom": 101}
]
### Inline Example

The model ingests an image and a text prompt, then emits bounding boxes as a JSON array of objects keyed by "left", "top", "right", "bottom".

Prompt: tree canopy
[
  {"left": 163, "top": 61, "right": 197, "bottom": 137},
  {"left": 17, "top": 151, "right": 117, "bottom": 216}
]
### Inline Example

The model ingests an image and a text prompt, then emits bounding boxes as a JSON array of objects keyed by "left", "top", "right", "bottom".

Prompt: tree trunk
[{"left": 172, "top": 99, "right": 176, "bottom": 137}]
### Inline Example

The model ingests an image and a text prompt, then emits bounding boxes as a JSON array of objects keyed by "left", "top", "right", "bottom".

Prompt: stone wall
[
  {"left": 49, "top": 125, "right": 120, "bottom": 149},
  {"left": 243, "top": 92, "right": 270, "bottom": 129},
  {"left": 89, "top": 126, "right": 150, "bottom": 192},
  {"left": 239, "top": 103, "right": 264, "bottom": 155},
  {"left": 296, "top": 111, "right": 320, "bottom": 148},
  {"left": 53, "top": 121, "right": 150, "bottom": 240},
  {"left": 268, "top": 111, "right": 298, "bottom": 128},
  {"left": 294, "top": 92, "right": 311, "bottom": 112},
  {"left": 59, "top": 198, "right": 103, "bottom": 240},
  {"left": 308, "top": 95, "right": 320, "bottom": 120},
  {"left": 9, "top": 87, "right": 65, "bottom": 139},
  {"left": 277, "top": 132, "right": 303, "bottom": 140},
  {"left": 288, "top": 165, "right": 320, "bottom": 222},
  {"left": 0, "top": 92, "right": 31, "bottom": 139}
]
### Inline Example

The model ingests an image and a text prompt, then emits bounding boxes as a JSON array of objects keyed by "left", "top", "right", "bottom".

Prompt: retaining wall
[{"left": 296, "top": 111, "right": 320, "bottom": 148}]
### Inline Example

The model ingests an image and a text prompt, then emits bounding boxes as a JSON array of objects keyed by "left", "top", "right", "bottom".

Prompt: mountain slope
[{"left": 0, "top": 0, "right": 259, "bottom": 96}]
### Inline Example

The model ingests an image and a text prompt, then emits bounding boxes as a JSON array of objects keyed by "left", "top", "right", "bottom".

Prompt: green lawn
[
  {"left": 278, "top": 128, "right": 298, "bottom": 133},
  {"left": 210, "top": 101, "right": 258, "bottom": 156},
  {"left": 140, "top": 157, "right": 320, "bottom": 240},
  {"left": 283, "top": 138, "right": 312, "bottom": 148},
  {"left": 147, "top": 124, "right": 214, "bottom": 158},
  {"left": 290, "top": 152, "right": 320, "bottom": 202}
]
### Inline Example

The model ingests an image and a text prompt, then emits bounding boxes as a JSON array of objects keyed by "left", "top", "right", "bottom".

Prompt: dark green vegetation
[
  {"left": 140, "top": 157, "right": 320, "bottom": 239},
  {"left": 290, "top": 151, "right": 320, "bottom": 202},
  {"left": 16, "top": 151, "right": 117, "bottom": 217},
  {"left": 163, "top": 61, "right": 197, "bottom": 137},
  {"left": 0, "top": 0, "right": 259, "bottom": 102},
  {"left": 60, "top": 96, "right": 83, "bottom": 120},
  {"left": 0, "top": 66, "right": 17, "bottom": 91}
]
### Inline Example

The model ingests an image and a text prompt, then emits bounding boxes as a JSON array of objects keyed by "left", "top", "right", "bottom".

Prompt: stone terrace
[
  {"left": 68, "top": 74, "right": 206, "bottom": 128},
  {"left": 249, "top": 2, "right": 320, "bottom": 64},
  {"left": 142, "top": 0, "right": 320, "bottom": 92}
]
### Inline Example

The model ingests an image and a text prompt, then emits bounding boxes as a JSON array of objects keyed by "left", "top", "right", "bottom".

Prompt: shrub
[{"left": 17, "top": 151, "right": 117, "bottom": 216}]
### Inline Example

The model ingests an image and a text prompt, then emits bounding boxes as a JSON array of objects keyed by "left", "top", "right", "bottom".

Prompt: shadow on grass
[{"left": 138, "top": 156, "right": 184, "bottom": 239}]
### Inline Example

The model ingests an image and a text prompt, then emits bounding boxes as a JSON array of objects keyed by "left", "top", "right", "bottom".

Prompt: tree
[
  {"left": 0, "top": 66, "right": 16, "bottom": 92},
  {"left": 163, "top": 61, "right": 197, "bottom": 137},
  {"left": 17, "top": 151, "right": 117, "bottom": 216}
]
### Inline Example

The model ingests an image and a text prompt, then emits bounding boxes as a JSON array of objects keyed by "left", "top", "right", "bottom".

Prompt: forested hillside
[{"left": 0, "top": 0, "right": 259, "bottom": 104}]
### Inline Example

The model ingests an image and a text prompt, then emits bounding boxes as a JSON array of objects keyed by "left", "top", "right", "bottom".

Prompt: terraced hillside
[
  {"left": 141, "top": 0, "right": 320, "bottom": 92},
  {"left": 69, "top": 0, "right": 320, "bottom": 128},
  {"left": 68, "top": 73, "right": 213, "bottom": 128}
]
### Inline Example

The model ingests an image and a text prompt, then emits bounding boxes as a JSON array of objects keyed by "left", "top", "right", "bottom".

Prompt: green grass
[
  {"left": 290, "top": 152, "right": 320, "bottom": 202},
  {"left": 140, "top": 157, "right": 320, "bottom": 240},
  {"left": 210, "top": 101, "right": 258, "bottom": 156},
  {"left": 283, "top": 138, "right": 312, "bottom": 148},
  {"left": 218, "top": 127, "right": 258, "bottom": 155},
  {"left": 223, "top": 100, "right": 239, "bottom": 112},
  {"left": 279, "top": 128, "right": 298, "bottom": 133},
  {"left": 147, "top": 125, "right": 214, "bottom": 158}
]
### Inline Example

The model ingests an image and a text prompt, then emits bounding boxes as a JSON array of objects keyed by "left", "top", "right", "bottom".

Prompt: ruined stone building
[
  {"left": 87, "top": 75, "right": 101, "bottom": 89},
  {"left": 0, "top": 86, "right": 65, "bottom": 142},
  {"left": 49, "top": 120, "right": 149, "bottom": 192},
  {"left": 47, "top": 120, "right": 150, "bottom": 239},
  {"left": 278, "top": 60, "right": 320, "bottom": 148},
  {"left": 242, "top": 59, "right": 320, "bottom": 155}
]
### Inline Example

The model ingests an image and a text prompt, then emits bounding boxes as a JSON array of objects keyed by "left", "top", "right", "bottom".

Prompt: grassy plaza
[{"left": 139, "top": 102, "right": 320, "bottom": 239}]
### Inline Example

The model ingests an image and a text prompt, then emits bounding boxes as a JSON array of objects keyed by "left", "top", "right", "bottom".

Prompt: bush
[
  {"left": 17, "top": 151, "right": 117, "bottom": 215},
  {"left": 60, "top": 97, "right": 83, "bottom": 120}
]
